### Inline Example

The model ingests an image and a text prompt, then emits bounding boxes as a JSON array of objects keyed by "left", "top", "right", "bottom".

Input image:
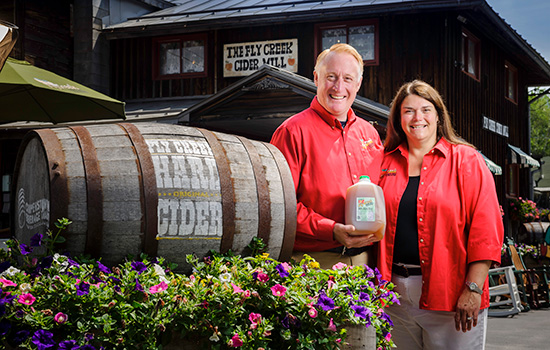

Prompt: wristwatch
[{"left": 465, "top": 281, "right": 483, "bottom": 295}]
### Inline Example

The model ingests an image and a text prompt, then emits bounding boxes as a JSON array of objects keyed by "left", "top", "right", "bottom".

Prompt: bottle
[{"left": 345, "top": 175, "right": 386, "bottom": 241}]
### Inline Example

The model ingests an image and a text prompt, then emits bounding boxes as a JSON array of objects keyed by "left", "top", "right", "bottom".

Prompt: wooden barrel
[
  {"left": 519, "top": 222, "right": 550, "bottom": 245},
  {"left": 12, "top": 122, "right": 296, "bottom": 271}
]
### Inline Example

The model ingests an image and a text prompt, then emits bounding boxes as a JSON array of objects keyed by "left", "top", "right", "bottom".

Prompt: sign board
[{"left": 223, "top": 39, "right": 298, "bottom": 77}]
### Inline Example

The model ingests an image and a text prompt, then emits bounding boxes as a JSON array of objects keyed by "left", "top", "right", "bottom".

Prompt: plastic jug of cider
[{"left": 345, "top": 175, "right": 386, "bottom": 241}]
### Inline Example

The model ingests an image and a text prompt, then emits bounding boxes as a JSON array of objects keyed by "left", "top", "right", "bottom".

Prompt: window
[
  {"left": 315, "top": 19, "right": 379, "bottom": 66},
  {"left": 505, "top": 61, "right": 518, "bottom": 103},
  {"left": 506, "top": 164, "right": 519, "bottom": 197},
  {"left": 461, "top": 28, "right": 480, "bottom": 80},
  {"left": 153, "top": 34, "right": 207, "bottom": 79}
]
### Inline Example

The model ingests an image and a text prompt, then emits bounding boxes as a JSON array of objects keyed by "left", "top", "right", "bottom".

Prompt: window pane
[
  {"left": 321, "top": 28, "right": 346, "bottom": 50},
  {"left": 160, "top": 42, "right": 180, "bottom": 75},
  {"left": 467, "top": 39, "right": 476, "bottom": 75},
  {"left": 349, "top": 25, "right": 375, "bottom": 60},
  {"left": 508, "top": 68, "right": 516, "bottom": 100},
  {"left": 182, "top": 40, "right": 205, "bottom": 73}
]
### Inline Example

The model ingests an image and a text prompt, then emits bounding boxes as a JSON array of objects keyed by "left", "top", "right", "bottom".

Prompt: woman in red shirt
[{"left": 378, "top": 80, "right": 503, "bottom": 349}]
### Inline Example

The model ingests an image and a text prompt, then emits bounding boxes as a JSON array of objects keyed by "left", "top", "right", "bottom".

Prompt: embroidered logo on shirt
[
  {"left": 380, "top": 168, "right": 397, "bottom": 178},
  {"left": 360, "top": 138, "right": 373, "bottom": 150}
]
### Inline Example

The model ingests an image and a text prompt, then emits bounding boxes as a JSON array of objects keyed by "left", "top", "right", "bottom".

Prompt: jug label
[{"left": 356, "top": 197, "right": 375, "bottom": 222}]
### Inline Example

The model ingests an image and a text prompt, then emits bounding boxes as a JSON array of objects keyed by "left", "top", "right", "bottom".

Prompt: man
[{"left": 270, "top": 43, "right": 383, "bottom": 269}]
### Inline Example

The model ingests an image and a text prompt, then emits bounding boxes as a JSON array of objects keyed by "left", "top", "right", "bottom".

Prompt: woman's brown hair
[{"left": 384, "top": 80, "right": 472, "bottom": 152}]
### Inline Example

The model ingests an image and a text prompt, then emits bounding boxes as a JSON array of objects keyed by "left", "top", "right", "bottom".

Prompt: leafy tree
[{"left": 530, "top": 88, "right": 550, "bottom": 158}]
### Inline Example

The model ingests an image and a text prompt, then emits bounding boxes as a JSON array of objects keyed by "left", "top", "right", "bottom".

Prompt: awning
[
  {"left": 508, "top": 144, "right": 540, "bottom": 168},
  {"left": 479, "top": 151, "right": 502, "bottom": 175}
]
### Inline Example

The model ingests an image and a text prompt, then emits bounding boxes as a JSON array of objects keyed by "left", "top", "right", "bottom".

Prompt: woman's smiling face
[
  {"left": 314, "top": 51, "right": 362, "bottom": 121},
  {"left": 400, "top": 94, "right": 439, "bottom": 148}
]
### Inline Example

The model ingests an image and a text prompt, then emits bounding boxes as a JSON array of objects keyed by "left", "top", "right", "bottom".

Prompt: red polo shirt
[
  {"left": 270, "top": 97, "right": 383, "bottom": 252},
  {"left": 378, "top": 139, "right": 503, "bottom": 311}
]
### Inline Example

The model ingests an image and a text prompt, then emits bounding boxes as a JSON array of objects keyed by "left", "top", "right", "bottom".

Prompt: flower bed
[{"left": 0, "top": 219, "right": 398, "bottom": 349}]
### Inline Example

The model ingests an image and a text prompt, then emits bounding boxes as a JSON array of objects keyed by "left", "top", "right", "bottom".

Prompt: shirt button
[
  {"left": 343, "top": 131, "right": 346, "bottom": 134},
  {"left": 421, "top": 182, "right": 424, "bottom": 185},
  {"left": 348, "top": 152, "right": 352, "bottom": 156},
  {"left": 421, "top": 260, "right": 425, "bottom": 264},
  {"left": 423, "top": 167, "right": 427, "bottom": 170},
  {"left": 332, "top": 126, "right": 335, "bottom": 130},
  {"left": 420, "top": 238, "right": 424, "bottom": 243},
  {"left": 418, "top": 197, "right": 422, "bottom": 201},
  {"left": 353, "top": 174, "right": 357, "bottom": 179},
  {"left": 419, "top": 218, "right": 423, "bottom": 222}
]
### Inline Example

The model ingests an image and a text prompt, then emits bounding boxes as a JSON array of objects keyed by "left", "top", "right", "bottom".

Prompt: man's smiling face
[{"left": 314, "top": 51, "right": 363, "bottom": 121}]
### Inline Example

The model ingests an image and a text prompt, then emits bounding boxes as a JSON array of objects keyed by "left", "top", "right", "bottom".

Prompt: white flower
[
  {"left": 219, "top": 272, "right": 231, "bottom": 283},
  {"left": 1, "top": 266, "right": 20, "bottom": 277},
  {"left": 209, "top": 332, "right": 220, "bottom": 342},
  {"left": 19, "top": 283, "right": 31, "bottom": 293},
  {"left": 153, "top": 264, "right": 165, "bottom": 276}
]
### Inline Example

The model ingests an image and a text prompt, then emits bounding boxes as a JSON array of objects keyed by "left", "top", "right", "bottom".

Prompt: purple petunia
[
  {"left": 350, "top": 304, "right": 372, "bottom": 320},
  {"left": 58, "top": 340, "right": 79, "bottom": 350},
  {"left": 32, "top": 329, "right": 56, "bottom": 350},
  {"left": 76, "top": 282, "right": 90, "bottom": 296},
  {"left": 275, "top": 263, "right": 290, "bottom": 278},
  {"left": 379, "top": 311, "right": 394, "bottom": 327},
  {"left": 80, "top": 345, "right": 97, "bottom": 350},
  {"left": 12, "top": 329, "right": 30, "bottom": 345},
  {"left": 20, "top": 243, "right": 32, "bottom": 255},
  {"left": 317, "top": 292, "right": 335, "bottom": 311},
  {"left": 30, "top": 233, "right": 43, "bottom": 247},
  {"left": 357, "top": 292, "right": 371, "bottom": 302},
  {"left": 134, "top": 278, "right": 144, "bottom": 292},
  {"left": 97, "top": 261, "right": 110, "bottom": 274},
  {"left": 131, "top": 261, "right": 147, "bottom": 274}
]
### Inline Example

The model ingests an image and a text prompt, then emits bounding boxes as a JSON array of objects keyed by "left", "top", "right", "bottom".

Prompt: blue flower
[
  {"left": 32, "top": 329, "right": 55, "bottom": 350},
  {"left": 0, "top": 320, "right": 11, "bottom": 336},
  {"left": 317, "top": 292, "right": 335, "bottom": 311},
  {"left": 30, "top": 233, "right": 43, "bottom": 247},
  {"left": 20, "top": 243, "right": 32, "bottom": 255},
  {"left": 39, "top": 255, "right": 53, "bottom": 270},
  {"left": 379, "top": 311, "right": 394, "bottom": 326},
  {"left": 12, "top": 329, "right": 30, "bottom": 345},
  {"left": 275, "top": 263, "right": 290, "bottom": 278},
  {"left": 76, "top": 282, "right": 90, "bottom": 296},
  {"left": 131, "top": 261, "right": 147, "bottom": 274},
  {"left": 135, "top": 278, "right": 144, "bottom": 292},
  {"left": 58, "top": 340, "right": 79, "bottom": 350},
  {"left": 357, "top": 291, "right": 370, "bottom": 302},
  {"left": 97, "top": 261, "right": 110, "bottom": 274},
  {"left": 350, "top": 304, "right": 372, "bottom": 319}
]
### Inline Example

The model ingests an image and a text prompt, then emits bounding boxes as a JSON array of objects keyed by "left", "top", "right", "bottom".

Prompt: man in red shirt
[{"left": 270, "top": 43, "right": 383, "bottom": 268}]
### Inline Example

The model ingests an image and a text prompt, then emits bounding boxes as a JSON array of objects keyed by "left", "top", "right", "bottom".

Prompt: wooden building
[{"left": 105, "top": 0, "right": 550, "bottom": 217}]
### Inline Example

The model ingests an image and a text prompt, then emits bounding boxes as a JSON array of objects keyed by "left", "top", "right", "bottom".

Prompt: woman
[{"left": 378, "top": 80, "right": 503, "bottom": 349}]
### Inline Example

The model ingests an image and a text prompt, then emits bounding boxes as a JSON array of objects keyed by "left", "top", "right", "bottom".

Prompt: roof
[
  {"left": 103, "top": 0, "right": 550, "bottom": 85},
  {"left": 180, "top": 64, "right": 389, "bottom": 141}
]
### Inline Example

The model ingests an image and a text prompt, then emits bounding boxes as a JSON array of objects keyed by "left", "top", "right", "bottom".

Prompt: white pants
[{"left": 388, "top": 274, "right": 487, "bottom": 350}]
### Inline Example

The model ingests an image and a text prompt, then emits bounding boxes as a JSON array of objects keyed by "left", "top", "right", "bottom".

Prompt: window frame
[
  {"left": 506, "top": 163, "right": 520, "bottom": 198},
  {"left": 314, "top": 19, "right": 379, "bottom": 66},
  {"left": 505, "top": 60, "right": 518, "bottom": 104},
  {"left": 152, "top": 33, "right": 208, "bottom": 80},
  {"left": 461, "top": 28, "right": 481, "bottom": 81}
]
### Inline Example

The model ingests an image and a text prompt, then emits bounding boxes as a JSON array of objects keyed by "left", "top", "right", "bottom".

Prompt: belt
[
  {"left": 392, "top": 263, "right": 422, "bottom": 277},
  {"left": 324, "top": 245, "right": 369, "bottom": 257}
]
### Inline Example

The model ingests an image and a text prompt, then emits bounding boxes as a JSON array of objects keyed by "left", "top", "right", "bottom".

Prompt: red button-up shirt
[
  {"left": 378, "top": 139, "right": 503, "bottom": 311},
  {"left": 271, "top": 97, "right": 383, "bottom": 252}
]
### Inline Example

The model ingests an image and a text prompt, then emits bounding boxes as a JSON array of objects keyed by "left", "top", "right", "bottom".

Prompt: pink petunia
[
  {"left": 270, "top": 284, "right": 287, "bottom": 297},
  {"left": 308, "top": 307, "right": 318, "bottom": 318},
  {"left": 0, "top": 278, "right": 17, "bottom": 287},
  {"left": 149, "top": 281, "right": 168, "bottom": 294},
  {"left": 18, "top": 293, "right": 36, "bottom": 305},
  {"left": 331, "top": 262, "right": 348, "bottom": 270},
  {"left": 257, "top": 272, "right": 269, "bottom": 283},
  {"left": 328, "top": 318, "right": 337, "bottom": 332},
  {"left": 228, "top": 333, "right": 243, "bottom": 347},
  {"left": 249, "top": 312, "right": 262, "bottom": 324},
  {"left": 231, "top": 283, "right": 244, "bottom": 293},
  {"left": 54, "top": 312, "right": 68, "bottom": 324}
]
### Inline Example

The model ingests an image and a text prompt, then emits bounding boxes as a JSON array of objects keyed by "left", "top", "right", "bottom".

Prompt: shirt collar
[
  {"left": 310, "top": 96, "right": 356, "bottom": 129},
  {"left": 393, "top": 138, "right": 451, "bottom": 158}
]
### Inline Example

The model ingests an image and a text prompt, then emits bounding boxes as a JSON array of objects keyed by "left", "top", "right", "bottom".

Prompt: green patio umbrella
[{"left": 0, "top": 57, "right": 125, "bottom": 124}]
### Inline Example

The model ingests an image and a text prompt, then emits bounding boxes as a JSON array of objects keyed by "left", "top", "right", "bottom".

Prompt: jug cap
[{"left": 359, "top": 175, "right": 370, "bottom": 181}]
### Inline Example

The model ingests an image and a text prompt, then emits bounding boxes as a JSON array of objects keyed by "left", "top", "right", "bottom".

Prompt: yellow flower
[{"left": 308, "top": 261, "right": 320, "bottom": 269}]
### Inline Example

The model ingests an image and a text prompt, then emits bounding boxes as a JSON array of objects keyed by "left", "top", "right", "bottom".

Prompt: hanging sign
[{"left": 223, "top": 39, "right": 298, "bottom": 77}]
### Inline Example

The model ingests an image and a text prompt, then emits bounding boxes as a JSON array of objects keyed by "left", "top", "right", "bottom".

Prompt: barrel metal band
[
  {"left": 34, "top": 129, "right": 69, "bottom": 234},
  {"left": 197, "top": 128, "right": 236, "bottom": 253},
  {"left": 237, "top": 136, "right": 272, "bottom": 244},
  {"left": 69, "top": 126, "right": 103, "bottom": 258},
  {"left": 118, "top": 123, "right": 159, "bottom": 257},
  {"left": 265, "top": 143, "right": 297, "bottom": 261}
]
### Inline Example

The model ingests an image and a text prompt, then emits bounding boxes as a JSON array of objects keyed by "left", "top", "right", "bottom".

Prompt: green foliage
[
  {"left": 0, "top": 220, "right": 399, "bottom": 350},
  {"left": 508, "top": 197, "right": 550, "bottom": 222},
  {"left": 530, "top": 89, "right": 550, "bottom": 158}
]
